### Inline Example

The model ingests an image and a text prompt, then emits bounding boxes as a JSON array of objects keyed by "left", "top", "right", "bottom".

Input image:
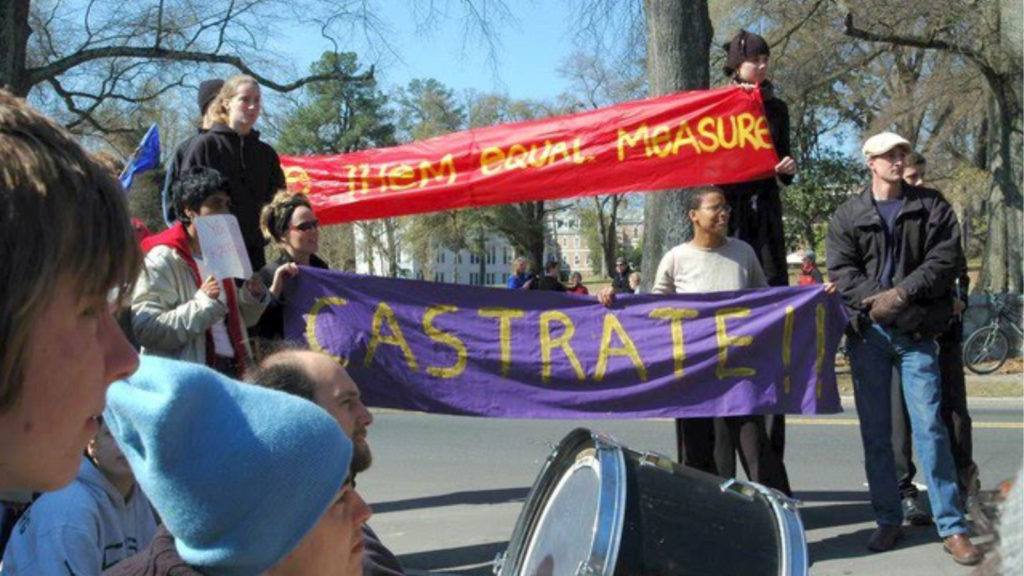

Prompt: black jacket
[
  {"left": 254, "top": 252, "right": 330, "bottom": 342},
  {"left": 612, "top": 267, "right": 633, "bottom": 293},
  {"left": 826, "top": 185, "right": 961, "bottom": 336},
  {"left": 532, "top": 274, "right": 566, "bottom": 292},
  {"left": 718, "top": 82, "right": 792, "bottom": 286},
  {"left": 180, "top": 124, "right": 285, "bottom": 270}
]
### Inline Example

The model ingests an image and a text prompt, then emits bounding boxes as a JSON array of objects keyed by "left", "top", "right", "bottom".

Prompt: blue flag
[{"left": 119, "top": 123, "right": 160, "bottom": 192}]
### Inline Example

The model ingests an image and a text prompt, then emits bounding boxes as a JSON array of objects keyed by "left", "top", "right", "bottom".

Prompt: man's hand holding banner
[{"left": 284, "top": 269, "right": 846, "bottom": 419}]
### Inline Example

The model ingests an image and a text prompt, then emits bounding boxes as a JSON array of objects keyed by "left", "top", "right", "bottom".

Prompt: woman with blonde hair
[
  {"left": 180, "top": 75, "right": 285, "bottom": 271},
  {"left": 253, "top": 191, "right": 329, "bottom": 342}
]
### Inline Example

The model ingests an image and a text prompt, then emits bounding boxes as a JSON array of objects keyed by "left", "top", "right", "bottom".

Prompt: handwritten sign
[{"left": 195, "top": 214, "right": 252, "bottom": 280}]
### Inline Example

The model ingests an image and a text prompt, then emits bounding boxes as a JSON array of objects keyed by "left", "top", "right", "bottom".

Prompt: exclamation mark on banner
[
  {"left": 815, "top": 303, "right": 826, "bottom": 398},
  {"left": 782, "top": 306, "right": 795, "bottom": 394}
]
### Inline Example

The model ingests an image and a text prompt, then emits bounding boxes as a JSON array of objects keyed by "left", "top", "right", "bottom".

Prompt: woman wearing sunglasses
[{"left": 254, "top": 191, "right": 329, "bottom": 343}]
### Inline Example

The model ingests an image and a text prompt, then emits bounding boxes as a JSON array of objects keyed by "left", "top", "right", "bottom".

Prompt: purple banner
[{"left": 284, "top": 269, "right": 847, "bottom": 419}]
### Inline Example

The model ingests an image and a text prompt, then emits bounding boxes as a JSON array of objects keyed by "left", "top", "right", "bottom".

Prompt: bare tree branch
[{"left": 28, "top": 46, "right": 374, "bottom": 93}]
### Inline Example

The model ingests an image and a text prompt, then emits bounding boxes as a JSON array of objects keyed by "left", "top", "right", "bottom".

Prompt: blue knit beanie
[{"left": 104, "top": 356, "right": 352, "bottom": 576}]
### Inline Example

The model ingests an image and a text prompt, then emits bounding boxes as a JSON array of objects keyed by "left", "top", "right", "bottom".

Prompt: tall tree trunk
[
  {"left": 0, "top": 0, "right": 31, "bottom": 95},
  {"left": 977, "top": 77, "right": 1023, "bottom": 293},
  {"left": 639, "top": 0, "right": 712, "bottom": 289}
]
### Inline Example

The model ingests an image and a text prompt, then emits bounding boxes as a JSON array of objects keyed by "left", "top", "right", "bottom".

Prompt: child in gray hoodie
[{"left": 1, "top": 419, "right": 157, "bottom": 575}]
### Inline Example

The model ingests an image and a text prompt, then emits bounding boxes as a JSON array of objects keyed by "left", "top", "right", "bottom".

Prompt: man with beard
[{"left": 247, "top": 349, "right": 403, "bottom": 576}]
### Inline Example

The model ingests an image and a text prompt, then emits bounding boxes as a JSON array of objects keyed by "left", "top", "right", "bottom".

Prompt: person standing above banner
[
  {"left": 826, "top": 132, "right": 980, "bottom": 565},
  {"left": 180, "top": 75, "right": 285, "bottom": 271},
  {"left": 717, "top": 29, "right": 798, "bottom": 478},
  {"left": 161, "top": 78, "right": 223, "bottom": 226},
  {"left": 131, "top": 167, "right": 271, "bottom": 378}
]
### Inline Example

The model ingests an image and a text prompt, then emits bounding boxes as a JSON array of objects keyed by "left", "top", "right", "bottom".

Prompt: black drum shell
[
  {"left": 615, "top": 450, "right": 781, "bottom": 575},
  {"left": 499, "top": 428, "right": 791, "bottom": 576}
]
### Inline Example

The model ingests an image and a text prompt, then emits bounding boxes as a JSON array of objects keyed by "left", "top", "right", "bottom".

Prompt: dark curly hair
[{"left": 172, "top": 166, "right": 230, "bottom": 224}]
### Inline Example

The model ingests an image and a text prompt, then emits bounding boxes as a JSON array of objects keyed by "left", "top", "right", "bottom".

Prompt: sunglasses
[{"left": 292, "top": 220, "right": 320, "bottom": 232}]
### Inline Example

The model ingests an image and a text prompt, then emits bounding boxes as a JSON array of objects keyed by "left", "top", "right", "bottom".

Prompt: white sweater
[{"left": 651, "top": 238, "right": 767, "bottom": 294}]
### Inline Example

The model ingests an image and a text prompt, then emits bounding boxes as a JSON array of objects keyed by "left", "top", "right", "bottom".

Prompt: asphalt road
[{"left": 356, "top": 397, "right": 1023, "bottom": 575}]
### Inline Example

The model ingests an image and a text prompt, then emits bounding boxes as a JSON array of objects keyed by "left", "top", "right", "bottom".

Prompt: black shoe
[
  {"left": 902, "top": 496, "right": 932, "bottom": 526},
  {"left": 867, "top": 525, "right": 904, "bottom": 552}
]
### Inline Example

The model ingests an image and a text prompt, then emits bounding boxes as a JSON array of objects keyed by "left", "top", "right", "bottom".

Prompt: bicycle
[{"left": 963, "top": 292, "right": 1023, "bottom": 375}]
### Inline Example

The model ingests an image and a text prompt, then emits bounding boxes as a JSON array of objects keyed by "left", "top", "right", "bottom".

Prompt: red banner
[{"left": 280, "top": 86, "right": 779, "bottom": 225}]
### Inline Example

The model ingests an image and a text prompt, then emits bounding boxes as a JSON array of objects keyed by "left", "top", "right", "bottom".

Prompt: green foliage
[
  {"left": 277, "top": 52, "right": 395, "bottom": 155},
  {"left": 393, "top": 78, "right": 465, "bottom": 141},
  {"left": 127, "top": 169, "right": 167, "bottom": 234},
  {"left": 782, "top": 147, "right": 862, "bottom": 254}
]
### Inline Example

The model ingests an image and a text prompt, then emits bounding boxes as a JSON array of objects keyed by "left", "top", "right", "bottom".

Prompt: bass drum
[{"left": 496, "top": 428, "right": 807, "bottom": 576}]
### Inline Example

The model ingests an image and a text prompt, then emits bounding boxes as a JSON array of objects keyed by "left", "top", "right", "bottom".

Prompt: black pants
[
  {"left": 892, "top": 319, "right": 978, "bottom": 498},
  {"left": 675, "top": 416, "right": 792, "bottom": 496}
]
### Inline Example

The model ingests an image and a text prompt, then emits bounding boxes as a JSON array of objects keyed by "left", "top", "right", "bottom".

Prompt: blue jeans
[{"left": 848, "top": 323, "right": 966, "bottom": 538}]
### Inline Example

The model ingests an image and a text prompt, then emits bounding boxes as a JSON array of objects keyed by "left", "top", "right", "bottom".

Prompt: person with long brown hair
[{"left": 180, "top": 75, "right": 285, "bottom": 271}]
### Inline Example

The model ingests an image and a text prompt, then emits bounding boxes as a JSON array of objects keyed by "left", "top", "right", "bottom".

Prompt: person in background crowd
[
  {"left": 101, "top": 356, "right": 371, "bottom": 576},
  {"left": 161, "top": 79, "right": 224, "bottom": 226},
  {"left": 533, "top": 260, "right": 566, "bottom": 292},
  {"left": 566, "top": 271, "right": 589, "bottom": 295},
  {"left": 180, "top": 75, "right": 284, "bottom": 271},
  {"left": 628, "top": 271, "right": 642, "bottom": 294},
  {"left": 611, "top": 257, "right": 633, "bottom": 293},
  {"left": 599, "top": 187, "right": 796, "bottom": 496},
  {"left": 2, "top": 417, "right": 158, "bottom": 575},
  {"left": 253, "top": 192, "right": 325, "bottom": 343},
  {"left": 826, "top": 132, "right": 980, "bottom": 564},
  {"left": 131, "top": 167, "right": 272, "bottom": 378},
  {"left": 891, "top": 151, "right": 980, "bottom": 527},
  {"left": 718, "top": 28, "right": 798, "bottom": 475},
  {"left": 903, "top": 152, "right": 926, "bottom": 187},
  {"left": 507, "top": 257, "right": 535, "bottom": 289},
  {"left": 798, "top": 251, "right": 823, "bottom": 286},
  {"left": 0, "top": 90, "right": 140, "bottom": 493},
  {"left": 248, "top": 348, "right": 405, "bottom": 576}
]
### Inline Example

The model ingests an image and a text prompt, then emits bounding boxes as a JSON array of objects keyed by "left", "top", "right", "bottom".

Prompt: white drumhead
[{"left": 520, "top": 448, "right": 602, "bottom": 576}]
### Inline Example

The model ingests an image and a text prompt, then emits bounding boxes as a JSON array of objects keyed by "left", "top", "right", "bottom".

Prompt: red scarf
[{"left": 142, "top": 222, "right": 248, "bottom": 373}]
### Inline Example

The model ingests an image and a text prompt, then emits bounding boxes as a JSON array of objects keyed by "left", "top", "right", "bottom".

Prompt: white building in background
[
  {"left": 352, "top": 206, "right": 644, "bottom": 284},
  {"left": 352, "top": 224, "right": 415, "bottom": 278},
  {"left": 412, "top": 235, "right": 518, "bottom": 286},
  {"left": 551, "top": 213, "right": 645, "bottom": 278}
]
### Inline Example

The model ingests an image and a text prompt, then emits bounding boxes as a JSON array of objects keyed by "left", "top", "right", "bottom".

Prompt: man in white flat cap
[{"left": 825, "top": 132, "right": 980, "bottom": 565}]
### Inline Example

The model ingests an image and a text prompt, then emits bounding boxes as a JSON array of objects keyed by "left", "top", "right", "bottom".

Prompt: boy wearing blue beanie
[{"left": 101, "top": 356, "right": 372, "bottom": 576}]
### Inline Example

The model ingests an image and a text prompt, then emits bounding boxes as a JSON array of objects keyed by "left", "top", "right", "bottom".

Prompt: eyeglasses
[
  {"left": 701, "top": 204, "right": 733, "bottom": 215},
  {"left": 292, "top": 220, "right": 320, "bottom": 232}
]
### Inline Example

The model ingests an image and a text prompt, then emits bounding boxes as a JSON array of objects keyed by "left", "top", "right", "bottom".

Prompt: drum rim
[
  {"left": 498, "top": 428, "right": 626, "bottom": 576},
  {"left": 742, "top": 480, "right": 809, "bottom": 576}
]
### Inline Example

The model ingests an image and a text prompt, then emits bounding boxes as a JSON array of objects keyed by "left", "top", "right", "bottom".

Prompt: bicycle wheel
[{"left": 963, "top": 325, "right": 1010, "bottom": 375}]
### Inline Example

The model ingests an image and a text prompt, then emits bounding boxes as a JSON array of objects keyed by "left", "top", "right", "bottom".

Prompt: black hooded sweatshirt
[{"left": 180, "top": 123, "right": 285, "bottom": 270}]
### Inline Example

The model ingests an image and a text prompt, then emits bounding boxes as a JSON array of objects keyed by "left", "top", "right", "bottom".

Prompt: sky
[{"left": 274, "top": 1, "right": 590, "bottom": 103}]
